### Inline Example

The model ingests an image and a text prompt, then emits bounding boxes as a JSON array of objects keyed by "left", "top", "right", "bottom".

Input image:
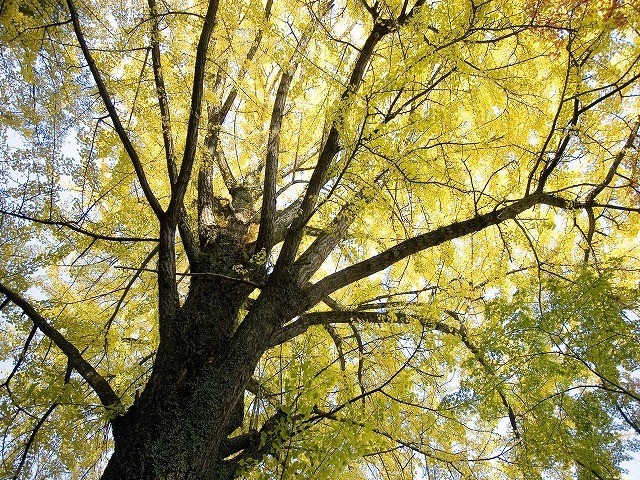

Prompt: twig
[{"left": 113, "top": 266, "right": 264, "bottom": 288}]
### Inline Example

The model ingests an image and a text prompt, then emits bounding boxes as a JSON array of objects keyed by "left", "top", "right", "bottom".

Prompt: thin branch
[
  {"left": 271, "top": 307, "right": 521, "bottom": 437},
  {"left": 535, "top": 97, "right": 580, "bottom": 193},
  {"left": 1, "top": 325, "right": 38, "bottom": 390},
  {"left": 105, "top": 245, "right": 160, "bottom": 335},
  {"left": 526, "top": 44, "right": 573, "bottom": 196},
  {"left": 444, "top": 311, "right": 519, "bottom": 438},
  {"left": 324, "top": 324, "right": 346, "bottom": 371},
  {"left": 0, "top": 282, "right": 121, "bottom": 408},
  {"left": 270, "top": 310, "right": 413, "bottom": 347},
  {"left": 113, "top": 266, "right": 264, "bottom": 289},
  {"left": 147, "top": 0, "right": 199, "bottom": 262},
  {"left": 13, "top": 362, "right": 72, "bottom": 480},
  {"left": 586, "top": 118, "right": 640, "bottom": 203},
  {"left": 0, "top": 209, "right": 158, "bottom": 243},
  {"left": 615, "top": 402, "right": 640, "bottom": 435}
]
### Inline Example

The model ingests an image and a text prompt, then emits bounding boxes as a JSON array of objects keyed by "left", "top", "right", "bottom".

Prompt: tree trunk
[
  {"left": 101, "top": 236, "right": 266, "bottom": 479},
  {"left": 101, "top": 357, "right": 249, "bottom": 479}
]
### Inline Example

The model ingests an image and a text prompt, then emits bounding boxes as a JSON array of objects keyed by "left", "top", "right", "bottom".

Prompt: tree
[{"left": 1, "top": 0, "right": 640, "bottom": 477}]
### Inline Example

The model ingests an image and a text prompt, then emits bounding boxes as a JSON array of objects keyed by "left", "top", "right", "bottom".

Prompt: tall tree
[{"left": 1, "top": 0, "right": 640, "bottom": 478}]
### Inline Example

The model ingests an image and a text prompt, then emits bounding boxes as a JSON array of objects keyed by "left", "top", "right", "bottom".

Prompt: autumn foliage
[{"left": 1, "top": 0, "right": 640, "bottom": 478}]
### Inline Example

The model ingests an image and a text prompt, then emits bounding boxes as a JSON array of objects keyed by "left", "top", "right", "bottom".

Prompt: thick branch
[
  {"left": 306, "top": 190, "right": 636, "bottom": 305},
  {"left": 256, "top": 3, "right": 331, "bottom": 254},
  {"left": 254, "top": 68, "right": 295, "bottom": 252},
  {"left": 0, "top": 282, "right": 121, "bottom": 408},
  {"left": 220, "top": 430, "right": 259, "bottom": 459},
  {"left": 306, "top": 194, "right": 545, "bottom": 305},
  {"left": 276, "top": 2, "right": 427, "bottom": 269},
  {"left": 271, "top": 199, "right": 303, "bottom": 246},
  {"left": 292, "top": 172, "right": 387, "bottom": 285},
  {"left": 167, "top": 0, "right": 220, "bottom": 223},
  {"left": 66, "top": 0, "right": 164, "bottom": 220},
  {"left": 148, "top": 0, "right": 200, "bottom": 262},
  {"left": 177, "top": 205, "right": 200, "bottom": 264},
  {"left": 275, "top": 24, "right": 388, "bottom": 269},
  {"left": 148, "top": 0, "right": 177, "bottom": 185}
]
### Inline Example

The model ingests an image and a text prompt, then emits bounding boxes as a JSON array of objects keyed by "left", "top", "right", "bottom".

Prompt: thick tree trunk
[
  {"left": 101, "top": 318, "right": 247, "bottom": 478},
  {"left": 101, "top": 358, "right": 249, "bottom": 479},
  {"left": 101, "top": 234, "right": 271, "bottom": 479}
]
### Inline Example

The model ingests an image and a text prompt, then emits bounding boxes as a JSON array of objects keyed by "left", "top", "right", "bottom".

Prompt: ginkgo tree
[{"left": 1, "top": 0, "right": 640, "bottom": 477}]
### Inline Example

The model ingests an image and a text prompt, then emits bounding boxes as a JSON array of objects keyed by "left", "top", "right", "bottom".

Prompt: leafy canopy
[{"left": 1, "top": 0, "right": 640, "bottom": 478}]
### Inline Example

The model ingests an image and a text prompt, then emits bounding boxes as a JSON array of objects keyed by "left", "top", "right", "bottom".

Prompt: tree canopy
[{"left": 1, "top": 0, "right": 640, "bottom": 478}]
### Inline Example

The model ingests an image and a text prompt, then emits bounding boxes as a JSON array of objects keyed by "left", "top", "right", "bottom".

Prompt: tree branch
[
  {"left": 0, "top": 209, "right": 158, "bottom": 243},
  {"left": 147, "top": 0, "right": 200, "bottom": 262},
  {"left": 306, "top": 193, "right": 545, "bottom": 305},
  {"left": 443, "top": 311, "right": 519, "bottom": 438},
  {"left": 291, "top": 171, "right": 387, "bottom": 285},
  {"left": 276, "top": 1, "right": 428, "bottom": 269},
  {"left": 148, "top": 0, "right": 177, "bottom": 186},
  {"left": 13, "top": 361, "right": 72, "bottom": 480},
  {"left": 255, "top": 68, "right": 303, "bottom": 252},
  {"left": 0, "top": 282, "right": 121, "bottom": 408},
  {"left": 66, "top": 0, "right": 164, "bottom": 220},
  {"left": 275, "top": 23, "right": 389, "bottom": 269},
  {"left": 105, "top": 245, "right": 160, "bottom": 336},
  {"left": 167, "top": 0, "right": 220, "bottom": 223},
  {"left": 1, "top": 325, "right": 37, "bottom": 391},
  {"left": 271, "top": 307, "right": 520, "bottom": 437},
  {"left": 586, "top": 118, "right": 640, "bottom": 203}
]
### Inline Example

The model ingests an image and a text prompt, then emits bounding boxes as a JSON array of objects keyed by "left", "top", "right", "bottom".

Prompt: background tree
[{"left": 1, "top": 0, "right": 640, "bottom": 478}]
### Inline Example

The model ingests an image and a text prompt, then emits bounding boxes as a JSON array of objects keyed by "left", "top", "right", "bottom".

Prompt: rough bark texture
[{"left": 102, "top": 232, "right": 263, "bottom": 479}]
